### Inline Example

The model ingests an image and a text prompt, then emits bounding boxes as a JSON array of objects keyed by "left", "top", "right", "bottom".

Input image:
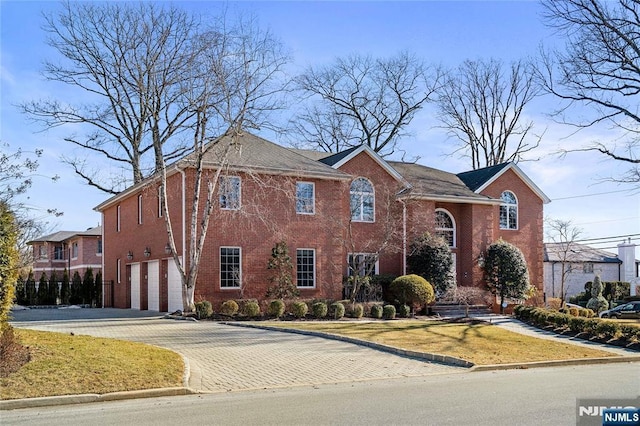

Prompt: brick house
[
  {"left": 95, "top": 133, "right": 549, "bottom": 312},
  {"left": 28, "top": 226, "right": 103, "bottom": 278}
]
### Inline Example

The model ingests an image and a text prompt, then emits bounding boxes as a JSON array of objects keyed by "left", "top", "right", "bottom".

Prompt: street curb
[
  {"left": 471, "top": 355, "right": 640, "bottom": 372},
  {"left": 223, "top": 322, "right": 474, "bottom": 368},
  {"left": 0, "top": 387, "right": 197, "bottom": 411},
  {"left": 223, "top": 322, "right": 640, "bottom": 372}
]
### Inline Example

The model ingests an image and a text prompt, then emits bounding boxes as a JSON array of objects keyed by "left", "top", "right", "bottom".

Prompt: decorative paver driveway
[{"left": 10, "top": 309, "right": 462, "bottom": 392}]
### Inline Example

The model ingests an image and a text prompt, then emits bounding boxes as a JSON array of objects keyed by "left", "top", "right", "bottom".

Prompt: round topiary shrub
[
  {"left": 568, "top": 316, "right": 587, "bottom": 333},
  {"left": 568, "top": 307, "right": 579, "bottom": 317},
  {"left": 382, "top": 304, "right": 396, "bottom": 320},
  {"left": 221, "top": 300, "right": 239, "bottom": 316},
  {"left": 268, "top": 300, "right": 285, "bottom": 318},
  {"left": 390, "top": 274, "right": 435, "bottom": 311},
  {"left": 243, "top": 301, "right": 260, "bottom": 318},
  {"left": 330, "top": 302, "right": 345, "bottom": 319},
  {"left": 370, "top": 304, "right": 383, "bottom": 319},
  {"left": 291, "top": 301, "right": 308, "bottom": 319},
  {"left": 397, "top": 304, "right": 411, "bottom": 318},
  {"left": 312, "top": 301, "right": 328, "bottom": 319},
  {"left": 194, "top": 300, "right": 213, "bottom": 319},
  {"left": 351, "top": 303, "right": 364, "bottom": 319},
  {"left": 586, "top": 275, "right": 609, "bottom": 314}
]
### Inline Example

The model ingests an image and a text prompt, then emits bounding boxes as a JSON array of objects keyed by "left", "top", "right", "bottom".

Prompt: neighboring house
[
  {"left": 544, "top": 241, "right": 640, "bottom": 299},
  {"left": 27, "top": 226, "right": 103, "bottom": 278},
  {"left": 95, "top": 133, "right": 549, "bottom": 312}
]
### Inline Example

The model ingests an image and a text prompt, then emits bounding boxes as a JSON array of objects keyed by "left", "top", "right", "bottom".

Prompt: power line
[
  {"left": 573, "top": 234, "right": 640, "bottom": 244},
  {"left": 551, "top": 189, "right": 635, "bottom": 201}
]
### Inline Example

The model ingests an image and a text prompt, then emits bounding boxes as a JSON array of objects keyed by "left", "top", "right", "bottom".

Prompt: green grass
[
  {"left": 264, "top": 320, "right": 619, "bottom": 365},
  {"left": 1, "top": 329, "right": 184, "bottom": 400}
]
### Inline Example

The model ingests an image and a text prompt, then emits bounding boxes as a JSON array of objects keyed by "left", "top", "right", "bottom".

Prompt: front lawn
[
  {"left": 264, "top": 319, "right": 618, "bottom": 365},
  {"left": 1, "top": 329, "right": 184, "bottom": 400}
]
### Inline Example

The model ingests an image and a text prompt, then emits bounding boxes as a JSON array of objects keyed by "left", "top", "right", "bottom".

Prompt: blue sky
[{"left": 1, "top": 1, "right": 638, "bottom": 257}]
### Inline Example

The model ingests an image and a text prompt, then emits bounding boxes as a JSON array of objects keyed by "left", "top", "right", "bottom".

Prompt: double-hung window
[
  {"left": 220, "top": 247, "right": 241, "bottom": 288},
  {"left": 296, "top": 249, "right": 315, "bottom": 288},
  {"left": 296, "top": 182, "right": 315, "bottom": 214},
  {"left": 220, "top": 176, "right": 241, "bottom": 210}
]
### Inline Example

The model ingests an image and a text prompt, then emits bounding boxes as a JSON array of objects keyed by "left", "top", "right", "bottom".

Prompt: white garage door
[
  {"left": 167, "top": 258, "right": 183, "bottom": 313},
  {"left": 130, "top": 263, "right": 140, "bottom": 310},
  {"left": 147, "top": 260, "right": 160, "bottom": 312}
]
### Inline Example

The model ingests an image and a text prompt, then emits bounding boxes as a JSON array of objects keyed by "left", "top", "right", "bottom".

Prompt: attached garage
[
  {"left": 167, "top": 258, "right": 183, "bottom": 313},
  {"left": 130, "top": 263, "right": 140, "bottom": 310},
  {"left": 147, "top": 260, "right": 160, "bottom": 311}
]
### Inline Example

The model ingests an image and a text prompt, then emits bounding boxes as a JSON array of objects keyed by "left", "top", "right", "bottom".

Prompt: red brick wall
[{"left": 479, "top": 168, "right": 545, "bottom": 291}]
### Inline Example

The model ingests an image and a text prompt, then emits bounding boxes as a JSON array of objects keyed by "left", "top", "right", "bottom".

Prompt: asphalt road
[{"left": 3, "top": 363, "right": 639, "bottom": 426}]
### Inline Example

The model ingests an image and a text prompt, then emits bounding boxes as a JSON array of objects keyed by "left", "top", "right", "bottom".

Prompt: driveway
[{"left": 9, "top": 308, "right": 461, "bottom": 393}]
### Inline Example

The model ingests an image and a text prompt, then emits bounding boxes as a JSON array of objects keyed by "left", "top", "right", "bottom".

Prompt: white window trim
[
  {"left": 350, "top": 177, "right": 375, "bottom": 223},
  {"left": 296, "top": 248, "right": 316, "bottom": 288},
  {"left": 435, "top": 208, "right": 456, "bottom": 248},
  {"left": 296, "top": 181, "right": 315, "bottom": 215},
  {"left": 499, "top": 190, "right": 518, "bottom": 230},
  {"left": 117, "top": 258, "right": 121, "bottom": 284},
  {"left": 71, "top": 242, "right": 79, "bottom": 260},
  {"left": 220, "top": 246, "right": 242, "bottom": 289},
  {"left": 347, "top": 253, "right": 379, "bottom": 276},
  {"left": 220, "top": 176, "right": 242, "bottom": 211},
  {"left": 117, "top": 205, "right": 121, "bottom": 232}
]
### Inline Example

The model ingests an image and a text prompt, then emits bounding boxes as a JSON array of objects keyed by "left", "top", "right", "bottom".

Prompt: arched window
[
  {"left": 435, "top": 209, "right": 455, "bottom": 248},
  {"left": 350, "top": 178, "right": 374, "bottom": 222},
  {"left": 500, "top": 191, "right": 518, "bottom": 230}
]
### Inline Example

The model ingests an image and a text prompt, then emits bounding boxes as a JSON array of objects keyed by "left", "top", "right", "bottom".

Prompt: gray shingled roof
[
  {"left": 544, "top": 242, "right": 622, "bottom": 263},
  {"left": 457, "top": 163, "right": 511, "bottom": 192},
  {"left": 389, "top": 161, "right": 494, "bottom": 201},
  {"left": 195, "top": 132, "right": 348, "bottom": 179},
  {"left": 27, "top": 226, "right": 101, "bottom": 245}
]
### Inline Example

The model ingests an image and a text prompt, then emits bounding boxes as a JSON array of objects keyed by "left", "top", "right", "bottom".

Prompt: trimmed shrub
[
  {"left": 568, "top": 307, "right": 579, "bottom": 317},
  {"left": 595, "top": 321, "right": 621, "bottom": 339},
  {"left": 559, "top": 307, "right": 569, "bottom": 315},
  {"left": 583, "top": 319, "right": 599, "bottom": 335},
  {"left": 382, "top": 304, "right": 396, "bottom": 320},
  {"left": 547, "top": 298, "right": 563, "bottom": 310},
  {"left": 350, "top": 303, "right": 364, "bottom": 319},
  {"left": 620, "top": 325, "right": 640, "bottom": 342},
  {"left": 268, "top": 300, "right": 285, "bottom": 318},
  {"left": 586, "top": 275, "right": 609, "bottom": 313},
  {"left": 330, "top": 302, "right": 345, "bottom": 319},
  {"left": 312, "top": 302, "right": 328, "bottom": 319},
  {"left": 370, "top": 304, "right": 383, "bottom": 319},
  {"left": 243, "top": 301, "right": 261, "bottom": 318},
  {"left": 291, "top": 301, "right": 308, "bottom": 319},
  {"left": 194, "top": 300, "right": 213, "bottom": 319},
  {"left": 568, "top": 316, "right": 587, "bottom": 333},
  {"left": 389, "top": 274, "right": 435, "bottom": 311},
  {"left": 397, "top": 304, "right": 411, "bottom": 318},
  {"left": 220, "top": 300, "right": 239, "bottom": 316}
]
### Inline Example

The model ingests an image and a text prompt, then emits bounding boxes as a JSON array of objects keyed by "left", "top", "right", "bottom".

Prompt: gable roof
[
  {"left": 543, "top": 242, "right": 621, "bottom": 263},
  {"left": 457, "top": 162, "right": 551, "bottom": 204},
  {"left": 28, "top": 226, "right": 102, "bottom": 245},
  {"left": 390, "top": 162, "right": 498, "bottom": 204},
  {"left": 317, "top": 144, "right": 407, "bottom": 185}
]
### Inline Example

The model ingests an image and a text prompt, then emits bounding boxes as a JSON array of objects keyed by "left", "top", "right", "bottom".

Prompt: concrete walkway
[{"left": 9, "top": 308, "right": 460, "bottom": 394}]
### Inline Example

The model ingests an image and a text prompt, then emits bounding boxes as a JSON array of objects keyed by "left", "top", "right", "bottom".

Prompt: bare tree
[
  {"left": 435, "top": 58, "right": 541, "bottom": 170},
  {"left": 545, "top": 218, "right": 583, "bottom": 304},
  {"left": 22, "top": 2, "right": 203, "bottom": 194},
  {"left": 156, "top": 13, "right": 289, "bottom": 312},
  {"left": 291, "top": 52, "right": 441, "bottom": 157},
  {"left": 539, "top": 0, "right": 640, "bottom": 184}
]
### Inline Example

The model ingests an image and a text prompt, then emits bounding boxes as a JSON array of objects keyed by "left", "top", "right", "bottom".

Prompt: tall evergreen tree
[
  {"left": 483, "top": 239, "right": 530, "bottom": 313},
  {"left": 265, "top": 241, "right": 298, "bottom": 299},
  {"left": 70, "top": 271, "right": 82, "bottom": 305},
  {"left": 60, "top": 269, "right": 70, "bottom": 305},
  {"left": 48, "top": 270, "right": 59, "bottom": 305},
  {"left": 83, "top": 268, "right": 94, "bottom": 306},
  {"left": 94, "top": 270, "right": 102, "bottom": 307},
  {"left": 25, "top": 271, "right": 36, "bottom": 306},
  {"left": 37, "top": 272, "right": 48, "bottom": 305},
  {"left": 406, "top": 232, "right": 455, "bottom": 299},
  {"left": 0, "top": 201, "right": 19, "bottom": 323}
]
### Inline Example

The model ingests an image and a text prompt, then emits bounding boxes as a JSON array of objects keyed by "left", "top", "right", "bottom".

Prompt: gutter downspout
[
  {"left": 400, "top": 199, "right": 407, "bottom": 276},
  {"left": 101, "top": 216, "right": 105, "bottom": 308}
]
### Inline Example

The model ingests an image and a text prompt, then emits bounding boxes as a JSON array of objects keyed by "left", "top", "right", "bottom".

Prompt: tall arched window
[
  {"left": 350, "top": 178, "right": 374, "bottom": 222},
  {"left": 435, "top": 209, "right": 455, "bottom": 247},
  {"left": 500, "top": 191, "right": 518, "bottom": 230}
]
